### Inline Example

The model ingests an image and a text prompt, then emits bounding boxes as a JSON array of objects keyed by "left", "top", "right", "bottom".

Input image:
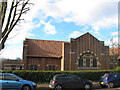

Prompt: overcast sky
[{"left": 0, "top": 0, "right": 119, "bottom": 59}]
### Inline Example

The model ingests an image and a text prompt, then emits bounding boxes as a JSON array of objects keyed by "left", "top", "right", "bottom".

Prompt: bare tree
[{"left": 0, "top": 0, "right": 33, "bottom": 51}]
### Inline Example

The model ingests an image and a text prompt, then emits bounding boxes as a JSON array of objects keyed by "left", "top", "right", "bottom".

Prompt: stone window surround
[{"left": 77, "top": 51, "right": 99, "bottom": 69}]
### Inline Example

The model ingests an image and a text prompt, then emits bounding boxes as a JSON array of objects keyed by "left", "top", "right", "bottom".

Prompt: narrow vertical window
[
  {"left": 79, "top": 57, "right": 83, "bottom": 67},
  {"left": 20, "top": 66, "right": 22, "bottom": 70},
  {"left": 93, "top": 58, "right": 97, "bottom": 67},
  {"left": 53, "top": 65, "right": 55, "bottom": 71},
  {"left": 34, "top": 65, "right": 37, "bottom": 70},
  {"left": 49, "top": 65, "right": 52, "bottom": 70},
  {"left": 30, "top": 65, "right": 33, "bottom": 70},
  {"left": 86, "top": 58, "right": 90, "bottom": 67}
]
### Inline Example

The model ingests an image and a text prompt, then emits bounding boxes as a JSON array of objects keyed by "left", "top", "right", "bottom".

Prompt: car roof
[
  {"left": 0, "top": 73, "right": 13, "bottom": 75},
  {"left": 103, "top": 73, "right": 120, "bottom": 76},
  {"left": 54, "top": 74, "right": 77, "bottom": 77},
  {"left": 109, "top": 73, "right": 119, "bottom": 74}
]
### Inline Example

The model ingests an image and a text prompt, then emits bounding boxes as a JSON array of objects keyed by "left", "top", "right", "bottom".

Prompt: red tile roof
[{"left": 26, "top": 39, "right": 69, "bottom": 58}]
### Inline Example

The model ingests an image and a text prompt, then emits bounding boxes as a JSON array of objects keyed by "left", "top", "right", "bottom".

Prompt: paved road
[{"left": 36, "top": 84, "right": 120, "bottom": 90}]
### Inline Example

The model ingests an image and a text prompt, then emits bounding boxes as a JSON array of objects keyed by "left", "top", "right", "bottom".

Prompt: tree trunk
[{"left": 0, "top": 0, "right": 7, "bottom": 50}]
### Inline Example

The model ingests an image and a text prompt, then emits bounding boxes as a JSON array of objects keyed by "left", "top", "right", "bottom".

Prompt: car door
[
  {"left": 0, "top": 74, "right": 9, "bottom": 89},
  {"left": 67, "top": 75, "right": 83, "bottom": 88},
  {"left": 3, "top": 75, "right": 22, "bottom": 89},
  {"left": 0, "top": 75, "right": 4, "bottom": 89},
  {"left": 108, "top": 73, "right": 120, "bottom": 86},
  {"left": 56, "top": 75, "right": 70, "bottom": 88},
  {"left": 62, "top": 75, "right": 83, "bottom": 89},
  {"left": 115, "top": 73, "right": 120, "bottom": 86}
]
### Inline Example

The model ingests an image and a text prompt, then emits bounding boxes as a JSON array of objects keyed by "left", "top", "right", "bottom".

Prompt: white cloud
[
  {"left": 44, "top": 21, "right": 56, "bottom": 35},
  {"left": 29, "top": 0, "right": 118, "bottom": 33},
  {"left": 112, "top": 32, "right": 118, "bottom": 36},
  {"left": 27, "top": 33, "right": 35, "bottom": 37},
  {"left": 69, "top": 31, "right": 83, "bottom": 38},
  {"left": 1, "top": 0, "right": 118, "bottom": 59},
  {"left": 27, "top": 0, "right": 116, "bottom": 22},
  {"left": 91, "top": 16, "right": 117, "bottom": 31},
  {"left": 40, "top": 19, "right": 57, "bottom": 35},
  {"left": 34, "top": 23, "right": 41, "bottom": 28},
  {"left": 31, "top": 0, "right": 118, "bottom": 32},
  {"left": 105, "top": 31, "right": 119, "bottom": 47},
  {"left": 105, "top": 37, "right": 118, "bottom": 47},
  {"left": 0, "top": 45, "right": 23, "bottom": 59},
  {"left": 40, "top": 20, "right": 46, "bottom": 24}
]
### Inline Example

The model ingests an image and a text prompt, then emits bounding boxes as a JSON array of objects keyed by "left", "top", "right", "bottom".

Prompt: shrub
[{"left": 1, "top": 70, "right": 118, "bottom": 83}]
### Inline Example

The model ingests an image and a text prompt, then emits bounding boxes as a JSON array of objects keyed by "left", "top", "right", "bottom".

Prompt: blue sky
[{"left": 0, "top": 0, "right": 119, "bottom": 59}]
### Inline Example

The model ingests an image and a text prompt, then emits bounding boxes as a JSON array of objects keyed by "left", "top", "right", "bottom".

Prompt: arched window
[
  {"left": 78, "top": 52, "right": 97, "bottom": 69},
  {"left": 79, "top": 57, "right": 83, "bottom": 67},
  {"left": 93, "top": 58, "right": 97, "bottom": 67}
]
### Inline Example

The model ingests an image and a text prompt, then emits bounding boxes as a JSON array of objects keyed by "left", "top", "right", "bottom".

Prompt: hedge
[{"left": 1, "top": 70, "right": 119, "bottom": 83}]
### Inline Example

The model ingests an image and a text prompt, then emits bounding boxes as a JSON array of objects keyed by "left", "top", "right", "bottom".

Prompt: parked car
[
  {"left": 99, "top": 73, "right": 120, "bottom": 88},
  {"left": 0, "top": 73, "right": 36, "bottom": 90},
  {"left": 49, "top": 74, "right": 92, "bottom": 90}
]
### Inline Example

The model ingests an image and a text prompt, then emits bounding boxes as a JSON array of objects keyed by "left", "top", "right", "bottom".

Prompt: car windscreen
[{"left": 101, "top": 73, "right": 108, "bottom": 79}]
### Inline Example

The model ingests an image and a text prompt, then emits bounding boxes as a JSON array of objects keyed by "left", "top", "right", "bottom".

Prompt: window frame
[{"left": 4, "top": 75, "right": 18, "bottom": 81}]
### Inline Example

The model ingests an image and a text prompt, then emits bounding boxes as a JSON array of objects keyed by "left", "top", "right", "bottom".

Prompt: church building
[{"left": 23, "top": 32, "right": 110, "bottom": 71}]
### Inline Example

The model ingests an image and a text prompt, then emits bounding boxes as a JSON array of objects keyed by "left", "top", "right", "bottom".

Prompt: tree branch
[
  {"left": 0, "top": 1, "right": 7, "bottom": 29},
  {"left": 9, "top": 1, "right": 18, "bottom": 28},
  {"left": 1, "top": 0, "right": 29, "bottom": 49},
  {"left": 2, "top": 0, "right": 15, "bottom": 38}
]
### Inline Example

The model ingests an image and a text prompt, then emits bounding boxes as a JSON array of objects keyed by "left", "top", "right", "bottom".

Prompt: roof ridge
[
  {"left": 76, "top": 32, "right": 101, "bottom": 41},
  {"left": 26, "top": 38, "right": 70, "bottom": 43}
]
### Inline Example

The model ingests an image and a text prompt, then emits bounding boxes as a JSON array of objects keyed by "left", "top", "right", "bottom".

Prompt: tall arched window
[
  {"left": 93, "top": 58, "right": 97, "bottom": 67},
  {"left": 78, "top": 52, "right": 97, "bottom": 69},
  {"left": 85, "top": 53, "right": 91, "bottom": 67},
  {"left": 79, "top": 56, "right": 83, "bottom": 67}
]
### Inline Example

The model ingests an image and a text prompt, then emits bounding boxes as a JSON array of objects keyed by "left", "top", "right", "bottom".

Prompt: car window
[
  {"left": 56, "top": 75, "right": 68, "bottom": 80},
  {"left": 53, "top": 76, "right": 56, "bottom": 80},
  {"left": 114, "top": 74, "right": 117, "bottom": 78},
  {"left": 113, "top": 73, "right": 120, "bottom": 78},
  {"left": 67, "top": 75, "right": 80, "bottom": 80},
  {"left": 4, "top": 75, "right": 18, "bottom": 81},
  {"left": 109, "top": 73, "right": 118, "bottom": 78},
  {"left": 117, "top": 73, "right": 120, "bottom": 78},
  {"left": 101, "top": 73, "right": 108, "bottom": 79}
]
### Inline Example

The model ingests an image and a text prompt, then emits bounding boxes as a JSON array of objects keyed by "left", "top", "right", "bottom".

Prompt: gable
[{"left": 76, "top": 32, "right": 100, "bottom": 42}]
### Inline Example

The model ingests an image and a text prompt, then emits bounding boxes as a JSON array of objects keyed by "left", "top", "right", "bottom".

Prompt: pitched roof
[
  {"left": 26, "top": 39, "right": 69, "bottom": 58},
  {"left": 76, "top": 32, "right": 101, "bottom": 41}
]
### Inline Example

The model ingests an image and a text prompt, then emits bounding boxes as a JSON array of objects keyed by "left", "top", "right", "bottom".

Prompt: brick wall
[{"left": 64, "top": 32, "right": 110, "bottom": 70}]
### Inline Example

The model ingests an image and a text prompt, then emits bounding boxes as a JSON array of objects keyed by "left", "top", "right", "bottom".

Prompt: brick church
[{"left": 23, "top": 32, "right": 110, "bottom": 71}]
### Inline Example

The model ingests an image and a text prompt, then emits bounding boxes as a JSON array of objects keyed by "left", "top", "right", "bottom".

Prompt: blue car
[
  {"left": 0, "top": 73, "right": 36, "bottom": 90},
  {"left": 99, "top": 73, "right": 120, "bottom": 88}
]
